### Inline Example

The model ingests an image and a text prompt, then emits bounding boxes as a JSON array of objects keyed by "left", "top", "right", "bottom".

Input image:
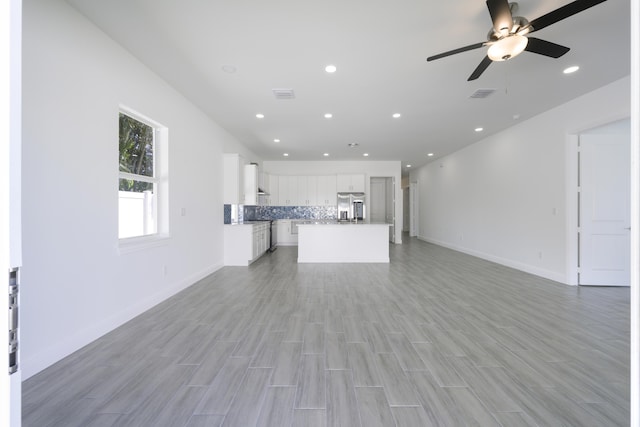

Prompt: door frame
[
  {"left": 565, "top": 117, "right": 631, "bottom": 286},
  {"left": 2, "top": 0, "right": 23, "bottom": 424}
]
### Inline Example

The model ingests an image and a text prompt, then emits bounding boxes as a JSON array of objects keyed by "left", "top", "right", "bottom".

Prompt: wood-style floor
[{"left": 23, "top": 236, "right": 630, "bottom": 426}]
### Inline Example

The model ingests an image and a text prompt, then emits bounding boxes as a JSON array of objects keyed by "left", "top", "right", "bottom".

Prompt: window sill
[{"left": 118, "top": 233, "right": 171, "bottom": 254}]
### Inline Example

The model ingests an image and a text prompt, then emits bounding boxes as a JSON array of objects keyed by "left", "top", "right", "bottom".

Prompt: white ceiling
[{"left": 66, "top": 0, "right": 630, "bottom": 172}]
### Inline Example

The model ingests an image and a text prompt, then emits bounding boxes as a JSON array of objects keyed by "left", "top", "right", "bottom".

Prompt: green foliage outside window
[{"left": 119, "top": 113, "right": 154, "bottom": 192}]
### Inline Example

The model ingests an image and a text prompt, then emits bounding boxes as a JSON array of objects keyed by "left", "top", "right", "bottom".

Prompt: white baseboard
[
  {"left": 21, "top": 262, "right": 224, "bottom": 380},
  {"left": 418, "top": 236, "right": 567, "bottom": 284}
]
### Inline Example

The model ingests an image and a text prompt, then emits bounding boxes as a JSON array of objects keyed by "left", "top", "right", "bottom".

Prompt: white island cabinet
[{"left": 297, "top": 222, "right": 391, "bottom": 263}]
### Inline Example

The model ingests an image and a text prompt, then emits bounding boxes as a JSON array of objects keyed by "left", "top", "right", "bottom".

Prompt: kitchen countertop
[
  {"left": 227, "top": 219, "right": 391, "bottom": 226},
  {"left": 226, "top": 220, "right": 271, "bottom": 225},
  {"left": 296, "top": 220, "right": 390, "bottom": 225}
]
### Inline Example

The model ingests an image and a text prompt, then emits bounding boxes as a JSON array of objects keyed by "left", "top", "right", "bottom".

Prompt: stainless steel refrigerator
[{"left": 337, "top": 192, "right": 366, "bottom": 221}]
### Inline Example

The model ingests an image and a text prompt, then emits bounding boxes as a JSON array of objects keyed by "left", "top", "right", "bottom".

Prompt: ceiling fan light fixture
[{"left": 487, "top": 34, "right": 528, "bottom": 62}]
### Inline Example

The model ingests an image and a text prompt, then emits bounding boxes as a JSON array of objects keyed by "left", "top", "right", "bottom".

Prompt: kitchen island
[{"left": 297, "top": 221, "right": 391, "bottom": 263}]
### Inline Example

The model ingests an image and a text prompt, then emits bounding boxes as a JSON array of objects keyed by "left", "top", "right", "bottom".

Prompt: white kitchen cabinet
[
  {"left": 278, "top": 176, "right": 298, "bottom": 206},
  {"left": 267, "top": 174, "right": 278, "bottom": 206},
  {"left": 307, "top": 176, "right": 319, "bottom": 205},
  {"left": 244, "top": 164, "right": 258, "bottom": 206},
  {"left": 317, "top": 175, "right": 337, "bottom": 206},
  {"left": 276, "top": 220, "right": 298, "bottom": 246},
  {"left": 223, "top": 154, "right": 245, "bottom": 204},
  {"left": 337, "top": 174, "right": 365, "bottom": 192},
  {"left": 252, "top": 222, "right": 269, "bottom": 259},
  {"left": 224, "top": 222, "right": 270, "bottom": 266},
  {"left": 297, "top": 176, "right": 318, "bottom": 205}
]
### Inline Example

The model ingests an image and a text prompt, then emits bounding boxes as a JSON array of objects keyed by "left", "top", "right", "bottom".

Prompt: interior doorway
[
  {"left": 370, "top": 177, "right": 395, "bottom": 242},
  {"left": 409, "top": 182, "right": 418, "bottom": 237},
  {"left": 576, "top": 119, "right": 631, "bottom": 286}
]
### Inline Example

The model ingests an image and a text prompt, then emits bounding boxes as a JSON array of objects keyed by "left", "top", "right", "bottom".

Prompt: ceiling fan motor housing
[{"left": 488, "top": 16, "right": 530, "bottom": 41}]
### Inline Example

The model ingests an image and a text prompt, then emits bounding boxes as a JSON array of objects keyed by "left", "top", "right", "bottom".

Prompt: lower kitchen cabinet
[
  {"left": 276, "top": 220, "right": 298, "bottom": 246},
  {"left": 224, "top": 222, "right": 271, "bottom": 266}
]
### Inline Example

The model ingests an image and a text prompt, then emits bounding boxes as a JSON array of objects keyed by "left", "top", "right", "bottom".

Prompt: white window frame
[{"left": 118, "top": 106, "right": 169, "bottom": 252}]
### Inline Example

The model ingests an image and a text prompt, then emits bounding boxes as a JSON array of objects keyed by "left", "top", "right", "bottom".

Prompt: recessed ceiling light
[
  {"left": 363, "top": 153, "right": 369, "bottom": 157},
  {"left": 348, "top": 142, "right": 359, "bottom": 148},
  {"left": 475, "top": 127, "right": 483, "bottom": 132},
  {"left": 325, "top": 64, "right": 337, "bottom": 73},
  {"left": 563, "top": 65, "right": 580, "bottom": 74},
  {"left": 324, "top": 113, "right": 333, "bottom": 119},
  {"left": 283, "top": 153, "right": 289, "bottom": 157},
  {"left": 256, "top": 113, "right": 265, "bottom": 119},
  {"left": 323, "top": 153, "right": 330, "bottom": 157},
  {"left": 513, "top": 114, "right": 521, "bottom": 120},
  {"left": 427, "top": 153, "right": 434, "bottom": 157},
  {"left": 392, "top": 113, "right": 401, "bottom": 118},
  {"left": 406, "top": 164, "right": 412, "bottom": 168},
  {"left": 273, "top": 139, "right": 280, "bottom": 143}
]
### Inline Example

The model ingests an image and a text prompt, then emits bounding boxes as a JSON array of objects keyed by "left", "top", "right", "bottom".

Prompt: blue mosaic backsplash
[
  {"left": 244, "top": 205, "right": 337, "bottom": 221},
  {"left": 223, "top": 204, "right": 232, "bottom": 224}
]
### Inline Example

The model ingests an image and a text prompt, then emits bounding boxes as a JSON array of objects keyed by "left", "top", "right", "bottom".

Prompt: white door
[
  {"left": 409, "top": 183, "right": 418, "bottom": 237},
  {"left": 579, "top": 134, "right": 630, "bottom": 286},
  {"left": 370, "top": 178, "right": 386, "bottom": 222},
  {"left": 385, "top": 178, "right": 395, "bottom": 243},
  {"left": 370, "top": 177, "right": 395, "bottom": 242}
]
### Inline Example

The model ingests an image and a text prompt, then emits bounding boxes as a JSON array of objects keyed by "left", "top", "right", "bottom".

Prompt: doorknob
[{"left": 625, "top": 227, "right": 631, "bottom": 230}]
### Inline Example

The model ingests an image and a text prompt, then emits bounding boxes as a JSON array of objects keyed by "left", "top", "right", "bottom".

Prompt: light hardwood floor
[{"left": 23, "top": 236, "right": 630, "bottom": 426}]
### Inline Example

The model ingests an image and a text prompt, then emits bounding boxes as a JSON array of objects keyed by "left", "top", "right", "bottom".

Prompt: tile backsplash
[
  {"left": 223, "top": 204, "right": 232, "bottom": 224},
  {"left": 225, "top": 205, "right": 336, "bottom": 223},
  {"left": 245, "top": 205, "right": 337, "bottom": 221}
]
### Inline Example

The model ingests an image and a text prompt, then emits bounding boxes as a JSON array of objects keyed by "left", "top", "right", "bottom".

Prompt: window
[{"left": 118, "top": 110, "right": 167, "bottom": 240}]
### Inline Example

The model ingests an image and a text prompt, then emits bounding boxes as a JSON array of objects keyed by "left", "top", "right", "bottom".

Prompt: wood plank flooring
[{"left": 22, "top": 236, "right": 630, "bottom": 426}]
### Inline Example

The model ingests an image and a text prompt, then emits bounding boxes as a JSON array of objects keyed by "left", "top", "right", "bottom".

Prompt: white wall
[
  {"left": 21, "top": 0, "right": 247, "bottom": 378},
  {"left": 264, "top": 160, "right": 403, "bottom": 243},
  {"left": 410, "top": 77, "right": 630, "bottom": 283}
]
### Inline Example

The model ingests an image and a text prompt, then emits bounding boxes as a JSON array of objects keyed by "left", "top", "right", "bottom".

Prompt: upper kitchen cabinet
[
  {"left": 317, "top": 175, "right": 337, "bottom": 206},
  {"left": 337, "top": 174, "right": 365, "bottom": 192},
  {"left": 224, "top": 154, "right": 245, "bottom": 204},
  {"left": 278, "top": 175, "right": 299, "bottom": 206},
  {"left": 266, "top": 174, "right": 278, "bottom": 206},
  {"left": 297, "top": 176, "right": 318, "bottom": 206},
  {"left": 244, "top": 164, "right": 259, "bottom": 205}
]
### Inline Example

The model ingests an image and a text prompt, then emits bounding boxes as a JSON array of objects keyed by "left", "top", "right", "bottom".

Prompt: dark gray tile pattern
[{"left": 23, "top": 236, "right": 630, "bottom": 426}]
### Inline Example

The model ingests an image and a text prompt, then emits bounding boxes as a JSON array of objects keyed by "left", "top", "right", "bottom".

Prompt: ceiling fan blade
[
  {"left": 528, "top": 0, "right": 608, "bottom": 33},
  {"left": 524, "top": 37, "right": 570, "bottom": 58},
  {"left": 427, "top": 42, "right": 486, "bottom": 61},
  {"left": 486, "top": 0, "right": 513, "bottom": 34},
  {"left": 468, "top": 56, "right": 493, "bottom": 81}
]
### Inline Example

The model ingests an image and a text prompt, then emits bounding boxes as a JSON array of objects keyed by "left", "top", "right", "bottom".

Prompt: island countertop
[{"left": 295, "top": 220, "right": 390, "bottom": 226}]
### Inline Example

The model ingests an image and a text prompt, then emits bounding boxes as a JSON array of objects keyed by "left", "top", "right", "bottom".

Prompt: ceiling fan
[{"left": 427, "top": 0, "right": 608, "bottom": 81}]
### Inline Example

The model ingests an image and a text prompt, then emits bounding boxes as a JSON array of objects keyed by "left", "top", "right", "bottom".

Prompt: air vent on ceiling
[
  {"left": 272, "top": 89, "right": 295, "bottom": 100},
  {"left": 469, "top": 88, "right": 496, "bottom": 99}
]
